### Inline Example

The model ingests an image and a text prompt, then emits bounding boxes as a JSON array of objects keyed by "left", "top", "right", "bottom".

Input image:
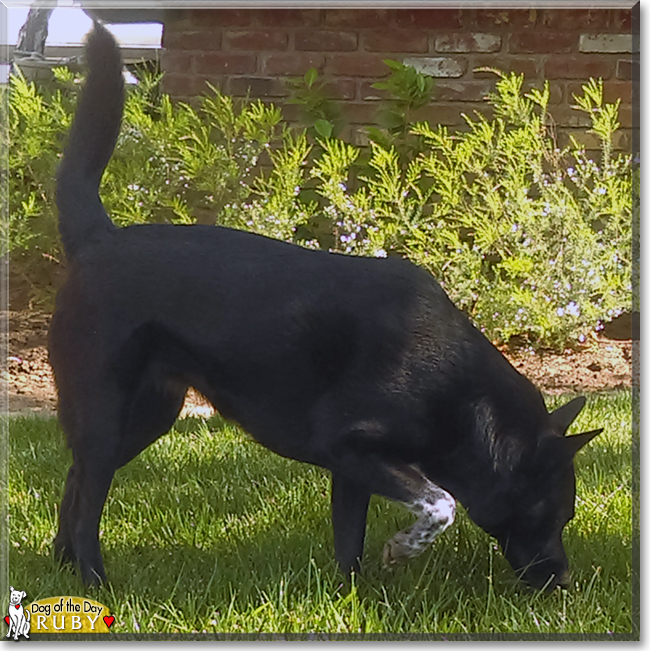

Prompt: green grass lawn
[{"left": 5, "top": 391, "right": 635, "bottom": 637}]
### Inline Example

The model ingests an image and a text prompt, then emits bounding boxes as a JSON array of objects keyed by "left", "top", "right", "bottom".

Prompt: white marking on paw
[{"left": 383, "top": 481, "right": 456, "bottom": 566}]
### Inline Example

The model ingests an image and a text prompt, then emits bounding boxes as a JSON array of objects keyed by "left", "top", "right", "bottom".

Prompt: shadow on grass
[
  {"left": 10, "top": 512, "right": 632, "bottom": 636},
  {"left": 7, "top": 403, "right": 633, "bottom": 633}
]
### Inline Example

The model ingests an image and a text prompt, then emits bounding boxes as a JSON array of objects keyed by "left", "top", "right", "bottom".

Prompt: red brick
[
  {"left": 163, "top": 73, "right": 216, "bottom": 98},
  {"left": 404, "top": 57, "right": 467, "bottom": 79},
  {"left": 616, "top": 59, "right": 638, "bottom": 80},
  {"left": 472, "top": 56, "right": 539, "bottom": 79},
  {"left": 543, "top": 56, "right": 614, "bottom": 80},
  {"left": 161, "top": 51, "right": 194, "bottom": 74},
  {"left": 280, "top": 103, "right": 304, "bottom": 123},
  {"left": 611, "top": 9, "right": 633, "bottom": 31},
  {"left": 323, "top": 79, "right": 357, "bottom": 100},
  {"left": 610, "top": 80, "right": 633, "bottom": 104},
  {"left": 579, "top": 34, "right": 633, "bottom": 54},
  {"left": 349, "top": 126, "right": 371, "bottom": 148},
  {"left": 161, "top": 73, "right": 191, "bottom": 97},
  {"left": 362, "top": 29, "right": 428, "bottom": 53},
  {"left": 161, "top": 14, "right": 195, "bottom": 35},
  {"left": 614, "top": 130, "right": 632, "bottom": 151},
  {"left": 394, "top": 9, "right": 462, "bottom": 30},
  {"left": 163, "top": 30, "right": 222, "bottom": 51},
  {"left": 254, "top": 9, "right": 321, "bottom": 27},
  {"left": 547, "top": 82, "right": 564, "bottom": 105},
  {"left": 189, "top": 9, "right": 252, "bottom": 27},
  {"left": 227, "top": 76, "right": 289, "bottom": 98},
  {"left": 325, "top": 54, "right": 390, "bottom": 78},
  {"left": 540, "top": 9, "right": 609, "bottom": 31},
  {"left": 359, "top": 80, "right": 388, "bottom": 101},
  {"left": 471, "top": 9, "right": 538, "bottom": 29},
  {"left": 262, "top": 53, "right": 325, "bottom": 76},
  {"left": 435, "top": 33, "right": 501, "bottom": 53},
  {"left": 412, "top": 103, "right": 485, "bottom": 127},
  {"left": 295, "top": 30, "right": 357, "bottom": 52},
  {"left": 508, "top": 32, "right": 576, "bottom": 54},
  {"left": 324, "top": 9, "right": 392, "bottom": 27},
  {"left": 341, "top": 102, "right": 379, "bottom": 125},
  {"left": 565, "top": 81, "right": 588, "bottom": 102},
  {"left": 194, "top": 52, "right": 257, "bottom": 75},
  {"left": 556, "top": 129, "right": 600, "bottom": 151},
  {"left": 225, "top": 30, "right": 288, "bottom": 51},
  {"left": 558, "top": 128, "right": 631, "bottom": 152},
  {"left": 617, "top": 105, "right": 633, "bottom": 129},
  {"left": 434, "top": 80, "right": 493, "bottom": 102}
]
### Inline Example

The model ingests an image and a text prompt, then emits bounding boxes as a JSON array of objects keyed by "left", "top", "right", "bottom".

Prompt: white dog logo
[{"left": 5, "top": 586, "right": 30, "bottom": 640}]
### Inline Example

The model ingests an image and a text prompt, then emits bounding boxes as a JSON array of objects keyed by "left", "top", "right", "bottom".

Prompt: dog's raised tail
[{"left": 56, "top": 22, "right": 124, "bottom": 258}]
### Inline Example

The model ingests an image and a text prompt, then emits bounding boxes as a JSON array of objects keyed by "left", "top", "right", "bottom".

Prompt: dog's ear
[
  {"left": 549, "top": 396, "right": 586, "bottom": 435},
  {"left": 564, "top": 429, "right": 603, "bottom": 457},
  {"left": 20, "top": 591, "right": 26, "bottom": 599}
]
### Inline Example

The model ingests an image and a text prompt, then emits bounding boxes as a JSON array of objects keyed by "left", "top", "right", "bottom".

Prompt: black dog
[{"left": 50, "top": 23, "right": 601, "bottom": 590}]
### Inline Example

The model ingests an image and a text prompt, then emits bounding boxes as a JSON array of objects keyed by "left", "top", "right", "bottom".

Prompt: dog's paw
[
  {"left": 382, "top": 531, "right": 415, "bottom": 568},
  {"left": 53, "top": 536, "right": 77, "bottom": 566}
]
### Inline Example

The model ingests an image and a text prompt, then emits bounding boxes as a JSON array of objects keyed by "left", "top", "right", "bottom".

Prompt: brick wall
[{"left": 161, "top": 7, "right": 635, "bottom": 150}]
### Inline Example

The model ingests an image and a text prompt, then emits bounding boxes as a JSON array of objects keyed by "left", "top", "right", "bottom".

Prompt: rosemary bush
[
  {"left": 282, "top": 68, "right": 633, "bottom": 348},
  {"left": 2, "top": 65, "right": 285, "bottom": 272},
  {"left": 2, "top": 62, "right": 632, "bottom": 348},
  {"left": 408, "top": 73, "right": 633, "bottom": 346}
]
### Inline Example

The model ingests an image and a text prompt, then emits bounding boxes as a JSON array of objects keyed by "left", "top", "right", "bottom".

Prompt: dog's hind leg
[
  {"left": 54, "top": 464, "right": 80, "bottom": 565},
  {"left": 53, "top": 388, "right": 84, "bottom": 567},
  {"left": 59, "top": 453, "right": 117, "bottom": 586},
  {"left": 67, "top": 386, "right": 126, "bottom": 587},
  {"left": 56, "top": 375, "right": 187, "bottom": 585},
  {"left": 331, "top": 474, "right": 370, "bottom": 575},
  {"left": 117, "top": 376, "right": 188, "bottom": 468}
]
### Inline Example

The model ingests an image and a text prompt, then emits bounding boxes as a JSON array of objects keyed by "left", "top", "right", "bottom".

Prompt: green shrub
[
  {"left": 105, "top": 73, "right": 284, "bottom": 228},
  {"left": 408, "top": 73, "right": 633, "bottom": 347},
  {"left": 282, "top": 69, "right": 633, "bottom": 348},
  {"left": 1, "top": 65, "right": 285, "bottom": 287},
  {"left": 2, "top": 61, "right": 632, "bottom": 349},
  {"left": 2, "top": 69, "right": 72, "bottom": 261}
]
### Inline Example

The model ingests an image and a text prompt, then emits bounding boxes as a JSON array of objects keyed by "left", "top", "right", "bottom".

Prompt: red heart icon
[
  {"left": 4, "top": 616, "right": 9, "bottom": 625},
  {"left": 103, "top": 615, "right": 115, "bottom": 629},
  {"left": 15, "top": 605, "right": 20, "bottom": 609}
]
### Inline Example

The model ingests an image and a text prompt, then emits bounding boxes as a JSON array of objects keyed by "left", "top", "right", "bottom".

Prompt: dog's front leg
[
  {"left": 331, "top": 474, "right": 371, "bottom": 576},
  {"left": 382, "top": 481, "right": 456, "bottom": 566},
  {"left": 327, "top": 433, "right": 456, "bottom": 573}
]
